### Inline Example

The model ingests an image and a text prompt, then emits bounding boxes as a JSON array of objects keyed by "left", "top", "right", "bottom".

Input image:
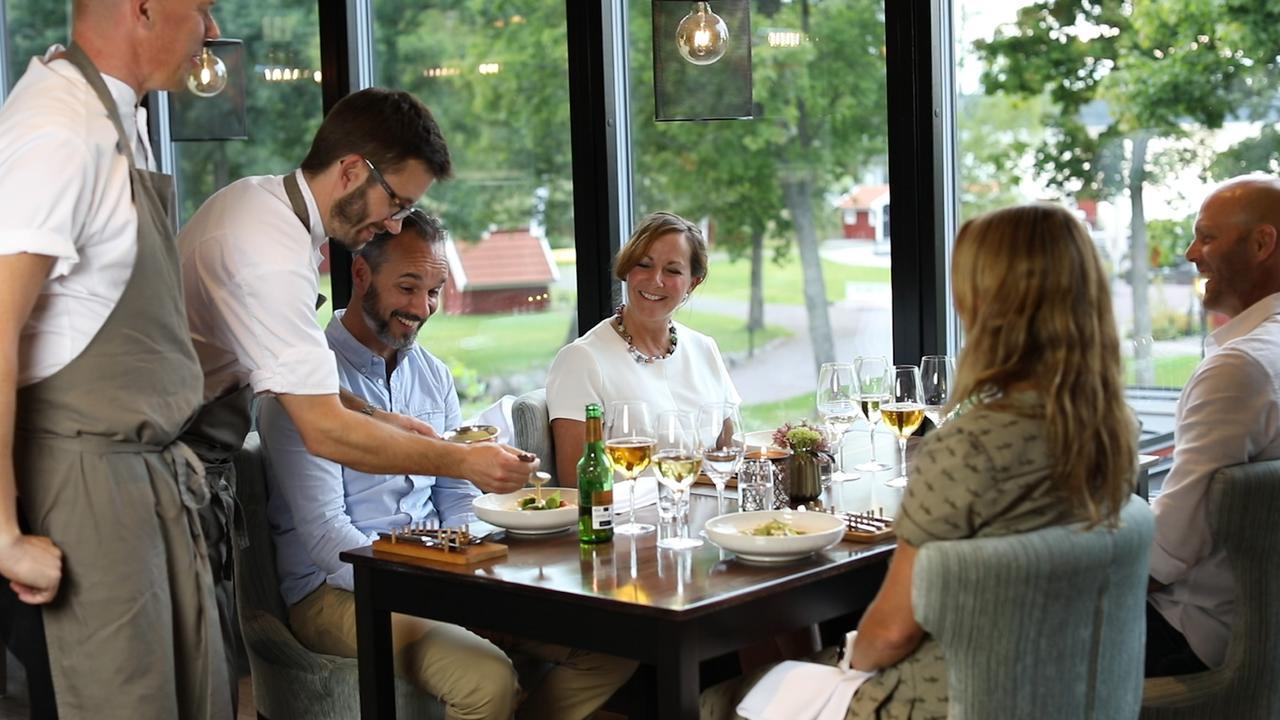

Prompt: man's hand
[
  {"left": 0, "top": 532, "right": 62, "bottom": 605},
  {"left": 377, "top": 410, "right": 440, "bottom": 438},
  {"left": 458, "top": 443, "right": 539, "bottom": 494}
]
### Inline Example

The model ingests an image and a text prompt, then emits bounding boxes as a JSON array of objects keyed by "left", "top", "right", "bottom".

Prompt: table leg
[
  {"left": 353, "top": 564, "right": 396, "bottom": 719},
  {"left": 655, "top": 634, "right": 700, "bottom": 720}
]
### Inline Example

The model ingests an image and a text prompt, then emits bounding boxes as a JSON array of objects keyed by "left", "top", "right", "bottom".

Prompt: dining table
[{"left": 341, "top": 491, "right": 895, "bottom": 719}]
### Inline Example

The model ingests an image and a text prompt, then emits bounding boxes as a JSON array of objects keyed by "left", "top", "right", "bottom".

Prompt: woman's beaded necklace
[{"left": 613, "top": 304, "right": 678, "bottom": 364}]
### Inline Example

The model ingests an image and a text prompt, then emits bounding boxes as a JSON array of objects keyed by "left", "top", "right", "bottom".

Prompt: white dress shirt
[
  {"left": 1150, "top": 292, "right": 1280, "bottom": 667},
  {"left": 0, "top": 46, "right": 156, "bottom": 386},
  {"left": 179, "top": 170, "right": 339, "bottom": 401},
  {"left": 545, "top": 316, "right": 741, "bottom": 422}
]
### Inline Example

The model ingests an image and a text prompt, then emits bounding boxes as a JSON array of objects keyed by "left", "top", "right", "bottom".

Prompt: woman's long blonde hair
[{"left": 949, "top": 203, "right": 1135, "bottom": 526}]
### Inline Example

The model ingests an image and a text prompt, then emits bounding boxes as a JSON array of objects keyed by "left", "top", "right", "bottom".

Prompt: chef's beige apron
[
  {"left": 176, "top": 170, "right": 318, "bottom": 704},
  {"left": 13, "top": 44, "right": 230, "bottom": 720}
]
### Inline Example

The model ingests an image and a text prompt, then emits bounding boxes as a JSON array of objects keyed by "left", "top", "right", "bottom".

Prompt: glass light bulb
[
  {"left": 675, "top": 1, "right": 729, "bottom": 66},
  {"left": 186, "top": 47, "right": 228, "bottom": 98}
]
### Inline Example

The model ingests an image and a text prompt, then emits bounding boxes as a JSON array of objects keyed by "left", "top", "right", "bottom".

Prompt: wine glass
[
  {"left": 920, "top": 355, "right": 956, "bottom": 428},
  {"left": 883, "top": 365, "right": 925, "bottom": 488},
  {"left": 817, "top": 362, "right": 860, "bottom": 483},
  {"left": 853, "top": 356, "right": 892, "bottom": 472},
  {"left": 653, "top": 411, "right": 704, "bottom": 550},
  {"left": 695, "top": 402, "right": 745, "bottom": 515},
  {"left": 605, "top": 401, "right": 656, "bottom": 535}
]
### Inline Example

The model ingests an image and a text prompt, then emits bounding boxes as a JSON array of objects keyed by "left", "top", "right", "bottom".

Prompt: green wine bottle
[{"left": 578, "top": 403, "right": 614, "bottom": 543}]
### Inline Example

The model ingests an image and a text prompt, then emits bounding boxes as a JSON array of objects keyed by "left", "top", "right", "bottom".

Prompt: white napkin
[
  {"left": 612, "top": 474, "right": 659, "bottom": 513},
  {"left": 737, "top": 632, "right": 874, "bottom": 720},
  {"left": 464, "top": 394, "right": 516, "bottom": 445}
]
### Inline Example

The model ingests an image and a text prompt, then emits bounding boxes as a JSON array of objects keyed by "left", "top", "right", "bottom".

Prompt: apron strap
[
  {"left": 283, "top": 172, "right": 327, "bottom": 310},
  {"left": 63, "top": 43, "right": 136, "bottom": 172}
]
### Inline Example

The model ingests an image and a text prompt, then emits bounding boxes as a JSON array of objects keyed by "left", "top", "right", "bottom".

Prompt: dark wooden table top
[{"left": 342, "top": 496, "right": 895, "bottom": 619}]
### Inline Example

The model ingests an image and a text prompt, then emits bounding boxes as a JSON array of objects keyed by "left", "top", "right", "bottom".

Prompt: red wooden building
[
  {"left": 837, "top": 184, "right": 890, "bottom": 241},
  {"left": 442, "top": 228, "right": 560, "bottom": 315}
]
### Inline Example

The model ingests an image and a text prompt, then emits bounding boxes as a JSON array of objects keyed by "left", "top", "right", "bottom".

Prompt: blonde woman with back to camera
[{"left": 701, "top": 203, "right": 1137, "bottom": 720}]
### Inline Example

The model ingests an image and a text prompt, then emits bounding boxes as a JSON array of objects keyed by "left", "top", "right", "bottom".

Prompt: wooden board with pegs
[
  {"left": 838, "top": 509, "right": 895, "bottom": 543},
  {"left": 372, "top": 526, "right": 508, "bottom": 565}
]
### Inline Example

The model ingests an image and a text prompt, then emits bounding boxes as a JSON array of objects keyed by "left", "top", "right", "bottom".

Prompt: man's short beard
[
  {"left": 332, "top": 175, "right": 377, "bottom": 251},
  {"left": 361, "top": 283, "right": 423, "bottom": 350}
]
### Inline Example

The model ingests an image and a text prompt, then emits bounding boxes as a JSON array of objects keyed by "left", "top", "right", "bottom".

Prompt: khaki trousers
[{"left": 290, "top": 584, "right": 636, "bottom": 720}]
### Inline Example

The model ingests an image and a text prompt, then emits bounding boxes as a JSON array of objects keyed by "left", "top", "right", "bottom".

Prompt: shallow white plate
[
  {"left": 472, "top": 489, "right": 577, "bottom": 535},
  {"left": 703, "top": 510, "right": 845, "bottom": 562}
]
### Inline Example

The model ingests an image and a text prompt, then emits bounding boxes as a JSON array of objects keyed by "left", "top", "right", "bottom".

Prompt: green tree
[
  {"left": 975, "top": 0, "right": 1268, "bottom": 383},
  {"left": 631, "top": 0, "right": 888, "bottom": 373}
]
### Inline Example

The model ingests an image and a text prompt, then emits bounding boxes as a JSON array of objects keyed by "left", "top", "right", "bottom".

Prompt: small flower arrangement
[{"left": 772, "top": 420, "right": 831, "bottom": 456}]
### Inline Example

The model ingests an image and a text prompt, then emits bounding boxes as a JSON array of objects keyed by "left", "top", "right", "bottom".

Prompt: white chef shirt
[
  {"left": 1150, "top": 292, "right": 1280, "bottom": 667},
  {"left": 179, "top": 170, "right": 340, "bottom": 401},
  {"left": 545, "top": 316, "right": 741, "bottom": 423},
  {"left": 0, "top": 46, "right": 157, "bottom": 386}
]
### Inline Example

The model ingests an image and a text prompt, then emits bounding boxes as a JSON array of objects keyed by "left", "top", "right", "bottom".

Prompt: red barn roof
[
  {"left": 444, "top": 228, "right": 559, "bottom": 290},
  {"left": 837, "top": 184, "right": 890, "bottom": 210}
]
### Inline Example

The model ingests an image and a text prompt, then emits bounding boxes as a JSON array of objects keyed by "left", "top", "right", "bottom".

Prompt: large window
[
  {"left": 2, "top": 0, "right": 67, "bottom": 93},
  {"left": 626, "top": 0, "right": 892, "bottom": 431},
  {"left": 368, "top": 2, "right": 576, "bottom": 418},
  {"left": 953, "top": 0, "right": 1279, "bottom": 403},
  {"left": 173, "top": 1, "right": 323, "bottom": 221}
]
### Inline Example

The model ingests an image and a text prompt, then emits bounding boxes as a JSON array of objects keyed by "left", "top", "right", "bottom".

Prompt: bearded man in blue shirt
[{"left": 257, "top": 212, "right": 635, "bottom": 720}]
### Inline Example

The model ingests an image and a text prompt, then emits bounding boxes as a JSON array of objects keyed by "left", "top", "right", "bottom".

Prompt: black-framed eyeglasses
[{"left": 363, "top": 157, "right": 415, "bottom": 222}]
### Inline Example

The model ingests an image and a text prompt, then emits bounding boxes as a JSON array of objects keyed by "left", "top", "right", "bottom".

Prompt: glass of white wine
[
  {"left": 883, "top": 365, "right": 925, "bottom": 488},
  {"left": 920, "top": 355, "right": 956, "bottom": 428},
  {"left": 605, "top": 401, "right": 656, "bottom": 535},
  {"left": 695, "top": 402, "right": 744, "bottom": 515},
  {"left": 653, "top": 410, "right": 704, "bottom": 550},
  {"left": 854, "top": 356, "right": 892, "bottom": 472},
  {"left": 817, "top": 362, "right": 860, "bottom": 483}
]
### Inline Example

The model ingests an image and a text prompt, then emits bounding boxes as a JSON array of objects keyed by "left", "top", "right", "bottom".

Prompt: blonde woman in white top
[{"left": 546, "top": 211, "right": 740, "bottom": 485}]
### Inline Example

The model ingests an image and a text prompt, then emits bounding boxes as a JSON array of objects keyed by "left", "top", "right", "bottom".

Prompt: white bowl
[
  {"left": 472, "top": 489, "right": 578, "bottom": 535},
  {"left": 704, "top": 510, "right": 845, "bottom": 562}
]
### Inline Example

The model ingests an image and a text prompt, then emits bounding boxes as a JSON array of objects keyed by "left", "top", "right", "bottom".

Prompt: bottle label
[{"left": 592, "top": 504, "right": 613, "bottom": 530}]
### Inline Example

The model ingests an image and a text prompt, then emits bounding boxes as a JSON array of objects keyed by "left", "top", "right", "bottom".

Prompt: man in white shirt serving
[
  {"left": 0, "top": 0, "right": 230, "bottom": 717},
  {"left": 1147, "top": 174, "right": 1280, "bottom": 676},
  {"left": 177, "top": 87, "right": 536, "bottom": 693},
  {"left": 259, "top": 213, "right": 635, "bottom": 719}
]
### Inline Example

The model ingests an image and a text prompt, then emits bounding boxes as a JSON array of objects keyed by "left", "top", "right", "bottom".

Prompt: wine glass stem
[
  {"left": 676, "top": 489, "right": 688, "bottom": 539},
  {"left": 868, "top": 425, "right": 879, "bottom": 461},
  {"left": 715, "top": 483, "right": 725, "bottom": 514},
  {"left": 627, "top": 478, "right": 637, "bottom": 526},
  {"left": 898, "top": 438, "right": 908, "bottom": 479}
]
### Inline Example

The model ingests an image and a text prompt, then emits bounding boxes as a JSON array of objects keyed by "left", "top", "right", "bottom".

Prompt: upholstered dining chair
[
  {"left": 232, "top": 432, "right": 442, "bottom": 719},
  {"left": 512, "top": 387, "right": 559, "bottom": 485},
  {"left": 912, "top": 495, "right": 1154, "bottom": 720},
  {"left": 1140, "top": 459, "right": 1280, "bottom": 720}
]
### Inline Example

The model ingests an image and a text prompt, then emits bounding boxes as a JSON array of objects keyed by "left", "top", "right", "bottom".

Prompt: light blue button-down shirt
[{"left": 260, "top": 310, "right": 480, "bottom": 606}]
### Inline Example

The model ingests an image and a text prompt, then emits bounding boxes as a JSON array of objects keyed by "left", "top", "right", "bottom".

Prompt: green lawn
[
  {"left": 1125, "top": 353, "right": 1200, "bottom": 388},
  {"left": 741, "top": 392, "right": 820, "bottom": 432},
  {"left": 697, "top": 252, "right": 890, "bottom": 305}
]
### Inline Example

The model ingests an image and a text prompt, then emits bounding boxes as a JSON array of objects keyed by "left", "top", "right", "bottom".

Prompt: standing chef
[
  {"left": 177, "top": 87, "right": 536, "bottom": 685},
  {"left": 0, "top": 0, "right": 230, "bottom": 718}
]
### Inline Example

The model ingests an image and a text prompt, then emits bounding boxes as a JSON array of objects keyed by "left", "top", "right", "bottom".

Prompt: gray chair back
[
  {"left": 513, "top": 388, "right": 559, "bottom": 485},
  {"left": 233, "top": 432, "right": 441, "bottom": 719},
  {"left": 1141, "top": 459, "right": 1280, "bottom": 719},
  {"left": 913, "top": 495, "right": 1154, "bottom": 720}
]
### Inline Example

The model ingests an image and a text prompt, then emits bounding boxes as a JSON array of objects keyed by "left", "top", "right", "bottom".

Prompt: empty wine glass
[
  {"left": 817, "top": 362, "right": 861, "bottom": 485},
  {"left": 695, "top": 402, "right": 745, "bottom": 515},
  {"left": 883, "top": 365, "right": 925, "bottom": 488},
  {"left": 854, "top": 356, "right": 892, "bottom": 472},
  {"left": 920, "top": 355, "right": 956, "bottom": 428},
  {"left": 605, "top": 401, "right": 656, "bottom": 535},
  {"left": 653, "top": 411, "right": 703, "bottom": 550}
]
